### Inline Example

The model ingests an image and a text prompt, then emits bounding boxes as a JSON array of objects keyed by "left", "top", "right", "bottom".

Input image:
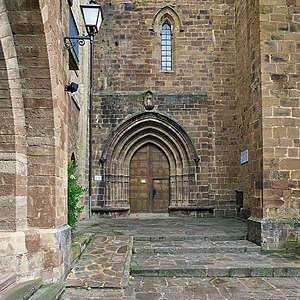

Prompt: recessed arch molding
[{"left": 98, "top": 111, "right": 200, "bottom": 211}]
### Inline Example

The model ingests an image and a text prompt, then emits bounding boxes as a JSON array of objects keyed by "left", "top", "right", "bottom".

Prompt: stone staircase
[
  {"left": 2, "top": 218, "right": 300, "bottom": 299},
  {"left": 130, "top": 234, "right": 300, "bottom": 278},
  {"left": 0, "top": 275, "right": 64, "bottom": 300}
]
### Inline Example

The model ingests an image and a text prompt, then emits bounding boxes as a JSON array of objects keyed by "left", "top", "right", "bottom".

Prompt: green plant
[{"left": 68, "top": 162, "right": 86, "bottom": 230}]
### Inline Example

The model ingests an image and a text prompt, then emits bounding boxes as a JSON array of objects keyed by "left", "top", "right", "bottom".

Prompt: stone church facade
[
  {"left": 93, "top": 0, "right": 300, "bottom": 251},
  {"left": 0, "top": 0, "right": 299, "bottom": 282}
]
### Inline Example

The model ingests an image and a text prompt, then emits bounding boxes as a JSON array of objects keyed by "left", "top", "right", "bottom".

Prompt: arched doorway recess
[{"left": 99, "top": 112, "right": 199, "bottom": 213}]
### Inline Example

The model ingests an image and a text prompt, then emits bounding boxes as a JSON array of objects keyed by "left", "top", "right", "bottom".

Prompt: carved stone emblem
[{"left": 143, "top": 90, "right": 154, "bottom": 110}]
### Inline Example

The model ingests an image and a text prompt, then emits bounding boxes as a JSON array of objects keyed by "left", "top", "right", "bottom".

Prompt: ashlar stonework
[
  {"left": 91, "top": 0, "right": 300, "bottom": 251},
  {"left": 0, "top": 0, "right": 299, "bottom": 285}
]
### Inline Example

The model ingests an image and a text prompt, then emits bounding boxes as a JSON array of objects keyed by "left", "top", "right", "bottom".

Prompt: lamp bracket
[{"left": 64, "top": 35, "right": 91, "bottom": 50}]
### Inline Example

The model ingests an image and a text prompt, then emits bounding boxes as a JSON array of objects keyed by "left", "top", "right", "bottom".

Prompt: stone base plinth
[
  {"left": 168, "top": 206, "right": 215, "bottom": 217},
  {"left": 92, "top": 207, "right": 130, "bottom": 217},
  {"left": 0, "top": 225, "right": 71, "bottom": 283},
  {"left": 247, "top": 217, "right": 300, "bottom": 251}
]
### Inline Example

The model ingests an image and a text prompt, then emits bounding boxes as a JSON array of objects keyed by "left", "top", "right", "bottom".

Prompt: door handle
[{"left": 152, "top": 189, "right": 156, "bottom": 197}]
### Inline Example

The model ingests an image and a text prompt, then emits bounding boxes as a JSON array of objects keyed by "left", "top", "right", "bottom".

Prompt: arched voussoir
[
  {"left": 99, "top": 112, "right": 199, "bottom": 209},
  {"left": 102, "top": 112, "right": 199, "bottom": 166}
]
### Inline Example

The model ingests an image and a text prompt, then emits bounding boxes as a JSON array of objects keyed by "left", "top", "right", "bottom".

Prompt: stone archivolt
[{"left": 100, "top": 112, "right": 199, "bottom": 209}]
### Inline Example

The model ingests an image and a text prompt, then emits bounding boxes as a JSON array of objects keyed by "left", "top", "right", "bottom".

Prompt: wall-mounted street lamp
[{"left": 64, "top": 0, "right": 103, "bottom": 218}]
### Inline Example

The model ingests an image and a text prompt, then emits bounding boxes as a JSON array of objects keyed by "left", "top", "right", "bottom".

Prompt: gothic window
[{"left": 161, "top": 23, "right": 172, "bottom": 71}]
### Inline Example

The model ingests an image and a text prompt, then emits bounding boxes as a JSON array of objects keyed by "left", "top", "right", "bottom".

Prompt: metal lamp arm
[{"left": 64, "top": 35, "right": 92, "bottom": 50}]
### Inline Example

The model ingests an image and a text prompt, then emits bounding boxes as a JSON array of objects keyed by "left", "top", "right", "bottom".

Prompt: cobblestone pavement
[
  {"left": 60, "top": 216, "right": 300, "bottom": 299},
  {"left": 62, "top": 277, "right": 300, "bottom": 299},
  {"left": 66, "top": 236, "right": 133, "bottom": 288}
]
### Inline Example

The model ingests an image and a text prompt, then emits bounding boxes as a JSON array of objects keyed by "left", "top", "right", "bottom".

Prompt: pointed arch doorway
[
  {"left": 130, "top": 144, "right": 170, "bottom": 213},
  {"left": 99, "top": 112, "right": 200, "bottom": 214}
]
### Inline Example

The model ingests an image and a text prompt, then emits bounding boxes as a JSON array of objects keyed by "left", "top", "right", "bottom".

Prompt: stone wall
[
  {"left": 0, "top": 0, "right": 84, "bottom": 282},
  {"left": 260, "top": 0, "right": 300, "bottom": 220},
  {"left": 235, "top": 0, "right": 300, "bottom": 250},
  {"left": 67, "top": 0, "right": 90, "bottom": 217},
  {"left": 93, "top": 92, "right": 210, "bottom": 212},
  {"left": 235, "top": 0, "right": 263, "bottom": 217},
  {"left": 0, "top": 43, "right": 19, "bottom": 231},
  {"left": 258, "top": 0, "right": 300, "bottom": 250},
  {"left": 93, "top": 0, "right": 237, "bottom": 216}
]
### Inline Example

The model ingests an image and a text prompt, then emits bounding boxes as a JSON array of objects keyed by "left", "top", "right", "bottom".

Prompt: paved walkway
[
  {"left": 60, "top": 216, "right": 300, "bottom": 300},
  {"left": 62, "top": 277, "right": 300, "bottom": 299},
  {"left": 75, "top": 215, "right": 248, "bottom": 239},
  {"left": 66, "top": 236, "right": 133, "bottom": 289}
]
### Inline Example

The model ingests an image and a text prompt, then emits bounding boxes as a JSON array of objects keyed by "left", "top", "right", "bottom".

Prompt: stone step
[
  {"left": 0, "top": 278, "right": 43, "bottom": 300},
  {"left": 29, "top": 282, "right": 65, "bottom": 300},
  {"left": 71, "top": 233, "right": 94, "bottom": 265},
  {"left": 130, "top": 252, "right": 300, "bottom": 278},
  {"left": 133, "top": 240, "right": 261, "bottom": 254},
  {"left": 134, "top": 233, "right": 247, "bottom": 242},
  {"left": 0, "top": 274, "right": 17, "bottom": 293}
]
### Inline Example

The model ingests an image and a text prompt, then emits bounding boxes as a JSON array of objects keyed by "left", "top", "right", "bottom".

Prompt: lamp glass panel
[
  {"left": 81, "top": 5, "right": 100, "bottom": 27},
  {"left": 96, "top": 12, "right": 102, "bottom": 31}
]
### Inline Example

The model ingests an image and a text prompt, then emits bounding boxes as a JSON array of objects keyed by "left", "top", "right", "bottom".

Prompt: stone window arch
[{"left": 150, "top": 6, "right": 184, "bottom": 72}]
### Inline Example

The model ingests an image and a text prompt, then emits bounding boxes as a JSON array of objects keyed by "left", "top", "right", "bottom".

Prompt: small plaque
[
  {"left": 95, "top": 175, "right": 102, "bottom": 181},
  {"left": 240, "top": 150, "right": 249, "bottom": 165},
  {"left": 141, "top": 179, "right": 147, "bottom": 183}
]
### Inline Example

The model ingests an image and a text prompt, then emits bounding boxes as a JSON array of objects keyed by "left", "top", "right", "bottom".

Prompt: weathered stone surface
[
  {"left": 0, "top": 278, "right": 43, "bottom": 300},
  {"left": 131, "top": 251, "right": 300, "bottom": 278},
  {"left": 29, "top": 282, "right": 65, "bottom": 300},
  {"left": 0, "top": 0, "right": 91, "bottom": 282},
  {"left": 0, "top": 0, "right": 300, "bottom": 287},
  {"left": 61, "top": 277, "right": 300, "bottom": 299},
  {"left": 66, "top": 235, "right": 133, "bottom": 289},
  {"left": 93, "top": 0, "right": 237, "bottom": 216},
  {"left": 61, "top": 217, "right": 300, "bottom": 299}
]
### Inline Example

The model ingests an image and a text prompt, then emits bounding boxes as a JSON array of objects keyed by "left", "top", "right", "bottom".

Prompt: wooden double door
[{"left": 130, "top": 144, "right": 170, "bottom": 213}]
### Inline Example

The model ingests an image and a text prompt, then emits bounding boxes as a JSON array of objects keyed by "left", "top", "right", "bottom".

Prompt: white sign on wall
[
  {"left": 95, "top": 175, "right": 102, "bottom": 181},
  {"left": 240, "top": 149, "right": 249, "bottom": 165}
]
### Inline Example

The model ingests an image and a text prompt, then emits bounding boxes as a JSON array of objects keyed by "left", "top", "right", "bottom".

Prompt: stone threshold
[
  {"left": 168, "top": 205, "right": 215, "bottom": 211},
  {"left": 91, "top": 207, "right": 130, "bottom": 212},
  {"left": 91, "top": 206, "right": 216, "bottom": 217}
]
